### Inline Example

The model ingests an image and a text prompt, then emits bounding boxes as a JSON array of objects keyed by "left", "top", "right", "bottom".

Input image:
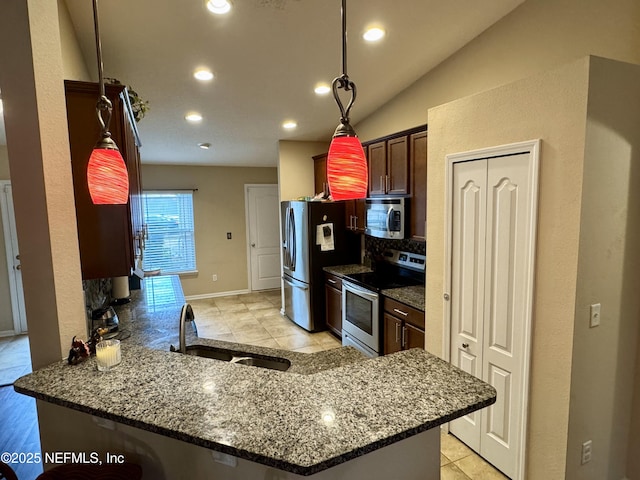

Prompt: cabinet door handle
[
  {"left": 379, "top": 175, "right": 384, "bottom": 192},
  {"left": 393, "top": 308, "right": 408, "bottom": 317},
  {"left": 395, "top": 322, "right": 400, "bottom": 343},
  {"left": 401, "top": 325, "right": 407, "bottom": 348},
  {"left": 386, "top": 175, "right": 390, "bottom": 192},
  {"left": 327, "top": 278, "right": 337, "bottom": 284}
]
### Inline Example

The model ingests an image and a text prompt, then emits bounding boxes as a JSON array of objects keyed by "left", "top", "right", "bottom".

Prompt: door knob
[
  {"left": 462, "top": 343, "right": 469, "bottom": 349},
  {"left": 15, "top": 264, "right": 21, "bottom": 270},
  {"left": 16, "top": 255, "right": 20, "bottom": 260},
  {"left": 251, "top": 243, "right": 256, "bottom": 247}
]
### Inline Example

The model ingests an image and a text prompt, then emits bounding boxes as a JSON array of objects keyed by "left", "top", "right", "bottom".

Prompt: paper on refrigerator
[{"left": 316, "top": 223, "right": 335, "bottom": 251}]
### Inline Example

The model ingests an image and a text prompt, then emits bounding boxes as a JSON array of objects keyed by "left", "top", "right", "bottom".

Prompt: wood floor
[{"left": 0, "top": 385, "right": 42, "bottom": 480}]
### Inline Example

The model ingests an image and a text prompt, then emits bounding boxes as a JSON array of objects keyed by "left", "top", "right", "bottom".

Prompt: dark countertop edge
[{"left": 14, "top": 383, "right": 495, "bottom": 477}]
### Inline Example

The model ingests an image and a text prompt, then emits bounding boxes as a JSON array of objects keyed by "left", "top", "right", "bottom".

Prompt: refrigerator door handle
[
  {"left": 282, "top": 275, "right": 308, "bottom": 290},
  {"left": 289, "top": 207, "right": 296, "bottom": 271},
  {"left": 283, "top": 206, "right": 290, "bottom": 269}
]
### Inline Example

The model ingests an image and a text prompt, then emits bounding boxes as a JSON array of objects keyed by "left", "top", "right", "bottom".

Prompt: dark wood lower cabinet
[
  {"left": 383, "top": 296, "right": 425, "bottom": 354},
  {"left": 324, "top": 273, "right": 343, "bottom": 337}
]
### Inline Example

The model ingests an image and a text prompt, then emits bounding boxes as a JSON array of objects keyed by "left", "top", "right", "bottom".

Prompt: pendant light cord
[
  {"left": 92, "top": 0, "right": 113, "bottom": 138},
  {"left": 332, "top": 0, "right": 357, "bottom": 126}
]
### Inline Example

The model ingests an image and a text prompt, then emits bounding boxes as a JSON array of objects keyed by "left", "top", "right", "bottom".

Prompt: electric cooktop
[{"left": 344, "top": 250, "right": 426, "bottom": 292}]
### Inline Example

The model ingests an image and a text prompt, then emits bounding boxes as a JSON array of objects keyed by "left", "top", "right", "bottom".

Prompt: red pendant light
[
  {"left": 326, "top": 0, "right": 368, "bottom": 201},
  {"left": 87, "top": 0, "right": 129, "bottom": 205}
]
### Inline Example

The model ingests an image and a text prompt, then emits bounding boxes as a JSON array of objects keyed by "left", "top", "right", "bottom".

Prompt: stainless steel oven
[
  {"left": 342, "top": 280, "right": 380, "bottom": 357},
  {"left": 341, "top": 249, "right": 426, "bottom": 358}
]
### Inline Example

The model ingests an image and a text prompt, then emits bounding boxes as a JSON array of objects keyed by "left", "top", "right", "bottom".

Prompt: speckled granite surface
[
  {"left": 14, "top": 274, "right": 496, "bottom": 476},
  {"left": 323, "top": 264, "right": 372, "bottom": 276},
  {"left": 382, "top": 285, "right": 425, "bottom": 312},
  {"left": 15, "top": 346, "right": 495, "bottom": 476}
]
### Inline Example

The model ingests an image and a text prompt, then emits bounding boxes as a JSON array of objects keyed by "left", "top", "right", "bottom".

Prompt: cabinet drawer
[
  {"left": 383, "top": 297, "right": 424, "bottom": 330},
  {"left": 324, "top": 272, "right": 343, "bottom": 291}
]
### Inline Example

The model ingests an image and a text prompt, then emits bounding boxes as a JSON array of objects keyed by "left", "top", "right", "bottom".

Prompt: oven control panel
[{"left": 382, "top": 249, "right": 426, "bottom": 272}]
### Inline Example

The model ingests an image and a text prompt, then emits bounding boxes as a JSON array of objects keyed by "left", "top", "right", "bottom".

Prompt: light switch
[{"left": 590, "top": 303, "right": 601, "bottom": 328}]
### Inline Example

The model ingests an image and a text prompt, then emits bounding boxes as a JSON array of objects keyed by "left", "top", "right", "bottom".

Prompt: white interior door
[
  {"left": 447, "top": 143, "right": 539, "bottom": 480},
  {"left": 0, "top": 181, "right": 27, "bottom": 333},
  {"left": 246, "top": 184, "right": 280, "bottom": 291}
]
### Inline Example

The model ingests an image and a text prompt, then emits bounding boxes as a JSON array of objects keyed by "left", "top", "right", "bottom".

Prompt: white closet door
[
  {"left": 449, "top": 152, "right": 534, "bottom": 480},
  {"left": 449, "top": 160, "right": 487, "bottom": 451},
  {"left": 480, "top": 153, "right": 531, "bottom": 477}
]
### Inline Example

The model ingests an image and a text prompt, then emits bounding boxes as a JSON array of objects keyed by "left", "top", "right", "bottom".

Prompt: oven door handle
[{"left": 343, "top": 280, "right": 379, "bottom": 301}]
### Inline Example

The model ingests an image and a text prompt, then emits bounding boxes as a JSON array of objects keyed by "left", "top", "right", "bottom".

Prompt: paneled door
[
  {"left": 246, "top": 184, "right": 280, "bottom": 291},
  {"left": 0, "top": 181, "right": 27, "bottom": 334},
  {"left": 447, "top": 142, "right": 539, "bottom": 480}
]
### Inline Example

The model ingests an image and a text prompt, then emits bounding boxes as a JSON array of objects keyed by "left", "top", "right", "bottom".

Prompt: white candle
[{"left": 96, "top": 339, "right": 121, "bottom": 371}]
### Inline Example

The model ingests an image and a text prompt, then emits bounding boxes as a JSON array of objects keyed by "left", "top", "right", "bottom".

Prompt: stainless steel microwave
[{"left": 364, "top": 197, "right": 406, "bottom": 239}]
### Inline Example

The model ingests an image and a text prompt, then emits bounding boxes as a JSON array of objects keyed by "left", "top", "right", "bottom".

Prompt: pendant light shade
[
  {"left": 327, "top": 136, "right": 367, "bottom": 200},
  {"left": 326, "top": 0, "right": 368, "bottom": 200},
  {"left": 87, "top": 145, "right": 129, "bottom": 205},
  {"left": 87, "top": 0, "right": 129, "bottom": 205}
]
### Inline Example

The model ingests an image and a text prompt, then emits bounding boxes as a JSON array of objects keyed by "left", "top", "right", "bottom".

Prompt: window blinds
[{"left": 142, "top": 191, "right": 196, "bottom": 274}]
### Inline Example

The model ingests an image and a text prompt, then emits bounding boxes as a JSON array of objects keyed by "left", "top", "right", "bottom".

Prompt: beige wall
[
  {"left": 0, "top": 0, "right": 86, "bottom": 367},
  {"left": 355, "top": 0, "right": 640, "bottom": 143},
  {"left": 567, "top": 57, "right": 640, "bottom": 480},
  {"left": 428, "top": 58, "right": 590, "bottom": 479},
  {"left": 277, "top": 140, "right": 328, "bottom": 202},
  {"left": 57, "top": 0, "right": 90, "bottom": 81},
  {"left": 141, "top": 165, "right": 277, "bottom": 297}
]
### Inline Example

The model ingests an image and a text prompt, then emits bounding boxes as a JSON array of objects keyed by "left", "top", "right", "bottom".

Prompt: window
[{"left": 142, "top": 191, "right": 196, "bottom": 274}]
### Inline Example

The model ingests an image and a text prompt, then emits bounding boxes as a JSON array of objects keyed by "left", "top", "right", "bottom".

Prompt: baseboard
[
  {"left": 184, "top": 289, "right": 250, "bottom": 301},
  {"left": 0, "top": 330, "right": 16, "bottom": 338}
]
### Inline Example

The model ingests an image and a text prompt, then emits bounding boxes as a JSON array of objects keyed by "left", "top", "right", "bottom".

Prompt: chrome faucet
[{"left": 178, "top": 303, "right": 195, "bottom": 354}]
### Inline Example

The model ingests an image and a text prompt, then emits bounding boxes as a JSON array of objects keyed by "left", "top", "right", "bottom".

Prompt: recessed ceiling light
[
  {"left": 206, "top": 0, "right": 231, "bottom": 14},
  {"left": 185, "top": 112, "right": 203, "bottom": 122},
  {"left": 314, "top": 84, "right": 331, "bottom": 95},
  {"left": 363, "top": 27, "right": 385, "bottom": 42},
  {"left": 198, "top": 143, "right": 211, "bottom": 149},
  {"left": 282, "top": 121, "right": 297, "bottom": 130},
  {"left": 194, "top": 69, "right": 214, "bottom": 81}
]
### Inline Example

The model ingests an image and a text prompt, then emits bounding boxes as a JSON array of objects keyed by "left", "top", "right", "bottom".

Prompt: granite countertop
[
  {"left": 382, "top": 285, "right": 425, "bottom": 312},
  {"left": 323, "top": 264, "right": 373, "bottom": 276},
  {"left": 15, "top": 274, "right": 495, "bottom": 476},
  {"left": 15, "top": 346, "right": 495, "bottom": 476}
]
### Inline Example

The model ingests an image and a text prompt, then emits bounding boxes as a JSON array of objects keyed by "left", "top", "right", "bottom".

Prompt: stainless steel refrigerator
[{"left": 281, "top": 201, "right": 358, "bottom": 332}]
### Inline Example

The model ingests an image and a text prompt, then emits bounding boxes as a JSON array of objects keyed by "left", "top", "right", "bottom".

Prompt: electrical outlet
[
  {"left": 581, "top": 440, "right": 592, "bottom": 465},
  {"left": 590, "top": 303, "right": 601, "bottom": 328},
  {"left": 212, "top": 274, "right": 218, "bottom": 282}
]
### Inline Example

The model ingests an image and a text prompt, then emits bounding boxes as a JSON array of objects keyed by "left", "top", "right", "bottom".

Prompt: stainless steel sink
[
  {"left": 230, "top": 356, "right": 291, "bottom": 371},
  {"left": 171, "top": 344, "right": 291, "bottom": 371},
  {"left": 183, "top": 345, "right": 234, "bottom": 362}
]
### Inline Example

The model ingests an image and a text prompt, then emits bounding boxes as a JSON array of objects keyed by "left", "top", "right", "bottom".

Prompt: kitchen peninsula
[{"left": 14, "top": 276, "right": 496, "bottom": 479}]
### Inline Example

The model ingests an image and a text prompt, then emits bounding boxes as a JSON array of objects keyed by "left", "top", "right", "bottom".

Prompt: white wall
[{"left": 0, "top": 147, "right": 12, "bottom": 332}]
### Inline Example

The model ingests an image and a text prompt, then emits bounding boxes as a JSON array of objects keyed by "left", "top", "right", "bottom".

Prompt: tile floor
[
  {"left": 191, "top": 289, "right": 509, "bottom": 480},
  {"left": 0, "top": 334, "right": 32, "bottom": 386}
]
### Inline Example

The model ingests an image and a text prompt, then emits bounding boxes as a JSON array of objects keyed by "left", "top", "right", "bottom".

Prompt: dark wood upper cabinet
[
  {"left": 313, "top": 153, "right": 328, "bottom": 197},
  {"left": 409, "top": 131, "right": 427, "bottom": 241},
  {"left": 386, "top": 136, "right": 409, "bottom": 195},
  {"left": 367, "top": 141, "right": 386, "bottom": 196},
  {"left": 64, "top": 80, "right": 143, "bottom": 280}
]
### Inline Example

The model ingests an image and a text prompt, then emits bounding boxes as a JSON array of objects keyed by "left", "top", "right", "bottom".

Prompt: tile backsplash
[{"left": 364, "top": 235, "right": 426, "bottom": 263}]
